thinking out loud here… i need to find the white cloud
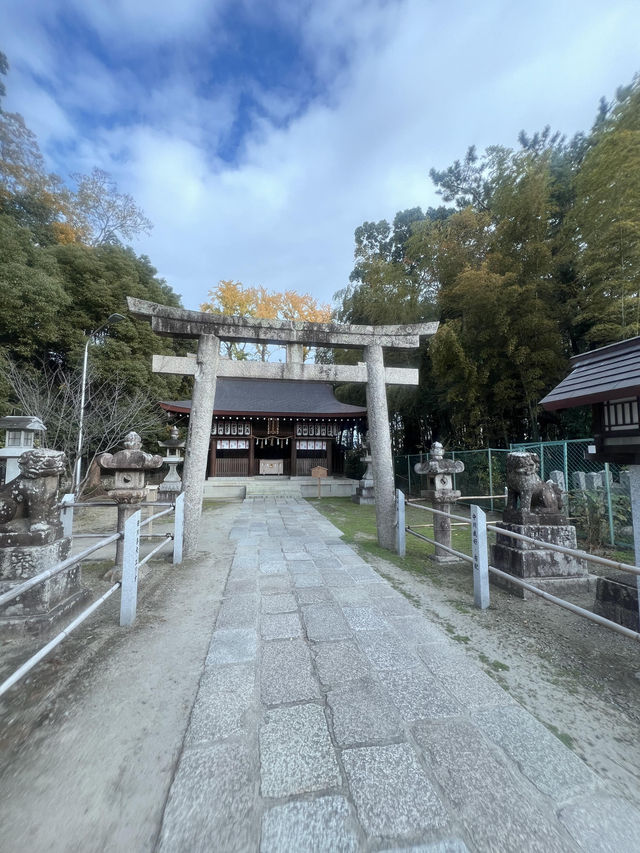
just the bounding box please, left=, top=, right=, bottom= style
left=2, top=0, right=640, bottom=311
left=67, top=0, right=227, bottom=46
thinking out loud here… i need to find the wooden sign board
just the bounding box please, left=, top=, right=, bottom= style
left=311, top=465, right=328, bottom=497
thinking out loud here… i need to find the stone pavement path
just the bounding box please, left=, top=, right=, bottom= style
left=158, top=498, right=640, bottom=853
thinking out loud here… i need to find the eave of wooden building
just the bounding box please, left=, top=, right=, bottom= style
left=540, top=336, right=640, bottom=411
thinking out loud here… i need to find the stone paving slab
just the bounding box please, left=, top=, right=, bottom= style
left=158, top=742, right=258, bottom=852
left=260, top=611, right=303, bottom=640
left=259, top=703, right=342, bottom=797
left=185, top=662, right=256, bottom=746
left=379, top=665, right=464, bottom=722
left=206, top=627, right=258, bottom=665
left=412, top=718, right=574, bottom=852
left=356, top=630, right=421, bottom=672
left=474, top=705, right=597, bottom=800
left=302, top=602, right=352, bottom=640
left=159, top=497, right=638, bottom=852
left=216, top=592, right=259, bottom=628
left=342, top=743, right=449, bottom=840
left=313, top=639, right=371, bottom=687
left=260, top=638, right=320, bottom=705
left=558, top=793, right=640, bottom=851
left=260, top=795, right=360, bottom=853
left=327, top=676, right=404, bottom=746
left=380, top=843, right=470, bottom=853
left=342, top=605, right=390, bottom=632
left=260, top=591, right=297, bottom=613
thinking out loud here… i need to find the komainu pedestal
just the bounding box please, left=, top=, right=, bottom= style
left=0, top=449, right=89, bottom=636
left=491, top=451, right=589, bottom=598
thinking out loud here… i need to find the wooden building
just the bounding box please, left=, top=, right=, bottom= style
left=161, top=377, right=366, bottom=478
left=540, top=335, right=640, bottom=464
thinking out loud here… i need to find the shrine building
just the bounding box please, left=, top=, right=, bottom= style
left=160, top=376, right=366, bottom=479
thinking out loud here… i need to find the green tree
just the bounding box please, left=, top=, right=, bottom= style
left=571, top=77, right=640, bottom=346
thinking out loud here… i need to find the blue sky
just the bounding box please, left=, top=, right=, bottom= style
left=2, top=0, right=640, bottom=310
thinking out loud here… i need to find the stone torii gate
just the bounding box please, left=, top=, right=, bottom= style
left=127, top=297, right=437, bottom=556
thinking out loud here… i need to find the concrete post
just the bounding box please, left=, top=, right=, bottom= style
left=120, top=509, right=141, bottom=626
left=173, top=492, right=184, bottom=565
left=182, top=334, right=219, bottom=557
left=628, top=465, right=640, bottom=627
left=115, top=504, right=138, bottom=568
left=365, top=343, right=396, bottom=550
left=60, top=493, right=74, bottom=538
left=396, top=488, right=406, bottom=556
left=604, top=462, right=615, bottom=546
left=471, top=504, right=490, bottom=609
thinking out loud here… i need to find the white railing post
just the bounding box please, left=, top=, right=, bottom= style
left=173, top=492, right=185, bottom=565
left=396, top=488, right=406, bottom=557
left=120, top=509, right=141, bottom=627
left=60, top=493, right=75, bottom=538
left=471, top=504, right=489, bottom=609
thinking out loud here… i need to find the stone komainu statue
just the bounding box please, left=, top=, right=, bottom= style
left=505, top=451, right=563, bottom=515
left=0, top=448, right=66, bottom=533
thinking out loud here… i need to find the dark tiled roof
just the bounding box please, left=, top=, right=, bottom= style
left=540, top=336, right=640, bottom=411
left=161, top=378, right=367, bottom=418
left=0, top=416, right=46, bottom=431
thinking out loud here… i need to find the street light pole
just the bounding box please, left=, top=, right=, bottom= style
left=73, top=313, right=125, bottom=495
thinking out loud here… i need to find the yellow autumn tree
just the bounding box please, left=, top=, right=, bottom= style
left=201, top=280, right=331, bottom=361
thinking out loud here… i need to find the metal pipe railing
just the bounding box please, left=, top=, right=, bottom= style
left=73, top=533, right=169, bottom=539
left=487, top=523, right=640, bottom=578
left=488, top=564, right=640, bottom=641
left=405, top=500, right=471, bottom=525
left=1, top=493, right=185, bottom=698
left=406, top=526, right=473, bottom=564
left=458, top=494, right=507, bottom=501
left=0, top=583, right=121, bottom=698
left=62, top=501, right=174, bottom=508
left=0, top=533, right=121, bottom=609
left=137, top=535, right=173, bottom=569
left=139, top=506, right=175, bottom=530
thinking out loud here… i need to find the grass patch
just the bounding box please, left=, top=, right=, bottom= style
left=308, top=497, right=475, bottom=590
left=544, top=723, right=576, bottom=751
left=478, top=652, right=510, bottom=672
left=448, top=599, right=472, bottom=614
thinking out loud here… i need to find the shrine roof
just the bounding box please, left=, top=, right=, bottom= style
left=161, top=378, right=367, bottom=418
left=0, top=416, right=46, bottom=431
left=540, top=336, right=640, bottom=411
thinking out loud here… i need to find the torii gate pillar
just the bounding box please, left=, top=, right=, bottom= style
left=182, top=334, right=219, bottom=556
left=365, top=343, right=396, bottom=550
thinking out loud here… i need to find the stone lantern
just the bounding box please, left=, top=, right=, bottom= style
left=352, top=434, right=375, bottom=505
left=414, top=442, right=464, bottom=563
left=0, top=416, right=46, bottom=485
left=98, top=432, right=163, bottom=570
left=158, top=426, right=185, bottom=502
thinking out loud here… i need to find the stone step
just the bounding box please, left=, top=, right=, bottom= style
left=245, top=483, right=303, bottom=498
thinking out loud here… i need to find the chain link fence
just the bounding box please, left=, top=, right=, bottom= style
left=394, top=439, right=634, bottom=553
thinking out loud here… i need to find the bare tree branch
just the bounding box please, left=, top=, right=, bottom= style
left=0, top=356, right=163, bottom=492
